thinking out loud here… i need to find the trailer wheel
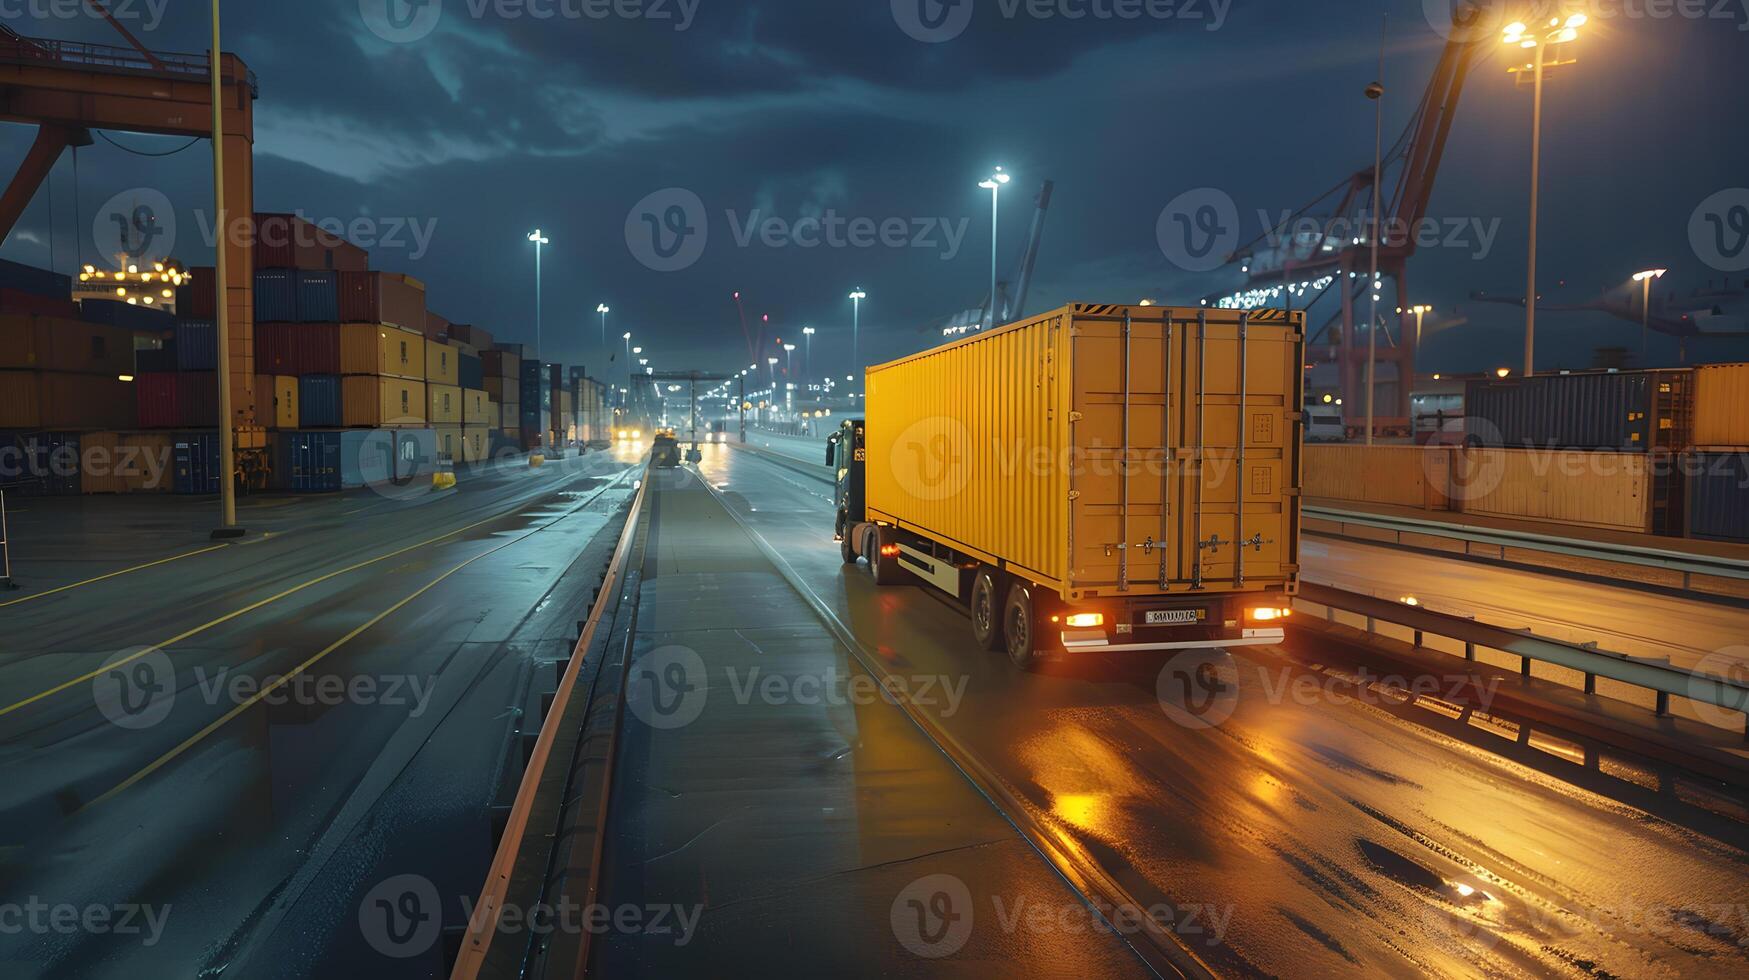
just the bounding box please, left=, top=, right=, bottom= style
left=1004, top=583, right=1043, bottom=670
left=865, top=527, right=907, bottom=586
left=971, top=568, right=1006, bottom=651
left=839, top=517, right=860, bottom=566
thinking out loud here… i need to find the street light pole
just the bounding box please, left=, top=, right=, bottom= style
left=209, top=0, right=238, bottom=533
left=1634, top=269, right=1667, bottom=363
left=1364, top=26, right=1385, bottom=448
left=802, top=326, right=815, bottom=392
left=596, top=304, right=610, bottom=363
left=528, top=230, right=549, bottom=361
left=848, top=289, right=865, bottom=388
left=978, top=168, right=1010, bottom=331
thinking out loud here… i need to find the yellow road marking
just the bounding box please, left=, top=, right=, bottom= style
left=0, top=507, right=530, bottom=719
left=0, top=545, right=230, bottom=610
left=82, top=467, right=637, bottom=809
left=81, top=536, right=506, bottom=811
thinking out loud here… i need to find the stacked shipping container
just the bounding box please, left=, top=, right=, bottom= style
left=1685, top=363, right=1749, bottom=542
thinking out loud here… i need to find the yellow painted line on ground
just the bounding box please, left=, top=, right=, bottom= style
left=0, top=506, right=534, bottom=719
left=0, top=545, right=231, bottom=610
left=81, top=465, right=639, bottom=811
left=80, top=535, right=510, bottom=811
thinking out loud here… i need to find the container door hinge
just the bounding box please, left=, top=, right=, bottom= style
left=1068, top=411, right=1085, bottom=423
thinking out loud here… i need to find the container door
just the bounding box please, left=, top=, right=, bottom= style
left=1174, top=309, right=1300, bottom=590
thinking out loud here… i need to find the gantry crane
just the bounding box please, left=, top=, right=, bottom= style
left=1214, top=5, right=1486, bottom=434
left=0, top=7, right=261, bottom=442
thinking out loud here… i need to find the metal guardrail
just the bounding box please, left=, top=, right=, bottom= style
left=0, top=490, right=14, bottom=589
left=1304, top=505, right=1749, bottom=582
left=1299, top=581, right=1749, bottom=738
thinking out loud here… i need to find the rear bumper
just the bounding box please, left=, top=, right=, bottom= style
left=1060, top=627, right=1286, bottom=653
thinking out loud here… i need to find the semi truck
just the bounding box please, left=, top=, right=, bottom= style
left=828, top=303, right=1304, bottom=668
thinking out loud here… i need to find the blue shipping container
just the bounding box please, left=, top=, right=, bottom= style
left=459, top=353, right=484, bottom=391
left=255, top=270, right=298, bottom=322
left=174, top=320, right=217, bottom=371
left=173, top=431, right=222, bottom=495
left=273, top=430, right=343, bottom=493
left=0, top=431, right=80, bottom=496
left=0, top=258, right=71, bottom=298
left=296, top=270, right=339, bottom=323
left=298, top=375, right=343, bottom=428
left=80, top=299, right=176, bottom=332
left=1686, top=452, right=1749, bottom=543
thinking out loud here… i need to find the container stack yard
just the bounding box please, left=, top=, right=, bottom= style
left=1686, top=363, right=1749, bottom=543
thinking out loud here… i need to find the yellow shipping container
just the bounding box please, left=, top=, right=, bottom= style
left=79, top=431, right=125, bottom=494
left=1694, top=362, right=1749, bottom=448
left=1454, top=448, right=1651, bottom=532
left=435, top=424, right=463, bottom=460
left=0, top=370, right=136, bottom=429
left=863, top=304, right=1303, bottom=599
left=462, top=424, right=489, bottom=463
left=1303, top=445, right=1451, bottom=510
left=463, top=388, right=491, bottom=425
left=339, top=323, right=426, bottom=380
left=484, top=376, right=519, bottom=405
left=428, top=382, right=462, bottom=424
left=341, top=376, right=426, bottom=427
left=256, top=374, right=299, bottom=429
left=0, top=315, right=135, bottom=375
left=120, top=432, right=174, bottom=493
left=425, top=340, right=459, bottom=386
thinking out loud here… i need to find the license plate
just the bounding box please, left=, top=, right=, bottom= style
left=1145, top=609, right=1205, bottom=626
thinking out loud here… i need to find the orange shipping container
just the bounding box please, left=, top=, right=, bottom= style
left=0, top=314, right=136, bottom=375
left=425, top=340, right=459, bottom=386
left=1453, top=448, right=1652, bottom=532
left=461, top=425, right=489, bottom=463
left=1303, top=445, right=1451, bottom=510
left=339, top=323, right=426, bottom=380
left=0, top=370, right=137, bottom=429
left=257, top=374, right=299, bottom=429
left=341, top=376, right=426, bottom=427
left=435, top=424, right=463, bottom=460
left=428, top=383, right=462, bottom=424
left=1694, top=362, right=1749, bottom=449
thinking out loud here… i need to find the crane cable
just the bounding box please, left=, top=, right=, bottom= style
left=96, top=130, right=202, bottom=158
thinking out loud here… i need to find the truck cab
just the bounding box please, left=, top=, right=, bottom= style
left=825, top=419, right=867, bottom=559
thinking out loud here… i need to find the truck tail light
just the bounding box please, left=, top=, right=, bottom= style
left=1064, top=613, right=1104, bottom=628
left=1247, top=606, right=1293, bottom=622
left=879, top=544, right=900, bottom=558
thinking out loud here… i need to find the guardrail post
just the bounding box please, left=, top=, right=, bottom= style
left=1584, top=673, right=1596, bottom=695
left=1412, top=629, right=1424, bottom=649
left=1655, top=691, right=1671, bottom=718
left=0, top=489, right=14, bottom=590
left=1365, top=616, right=1375, bottom=634
left=1464, top=641, right=1476, bottom=662
left=1521, top=657, right=1532, bottom=678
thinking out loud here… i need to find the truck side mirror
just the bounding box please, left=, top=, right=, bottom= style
left=825, top=435, right=838, bottom=468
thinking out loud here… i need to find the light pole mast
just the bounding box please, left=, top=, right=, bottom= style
left=528, top=229, right=549, bottom=359
left=978, top=168, right=1010, bottom=330
left=209, top=0, right=238, bottom=533
left=848, top=289, right=866, bottom=389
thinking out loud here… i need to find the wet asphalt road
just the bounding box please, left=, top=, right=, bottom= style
left=0, top=447, right=642, bottom=978
left=712, top=436, right=1749, bottom=978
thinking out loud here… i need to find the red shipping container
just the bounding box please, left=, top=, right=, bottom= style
left=0, top=288, right=79, bottom=318
left=252, top=213, right=370, bottom=272
left=256, top=322, right=342, bottom=376
left=427, top=309, right=451, bottom=342
left=176, top=266, right=218, bottom=320
left=338, top=271, right=426, bottom=331
left=137, top=372, right=218, bottom=428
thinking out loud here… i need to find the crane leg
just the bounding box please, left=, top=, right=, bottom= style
left=0, top=125, right=72, bottom=246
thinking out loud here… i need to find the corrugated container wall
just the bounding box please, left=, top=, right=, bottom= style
left=295, top=271, right=340, bottom=322
left=1685, top=452, right=1749, bottom=541
left=173, top=432, right=222, bottom=494
left=459, top=353, right=484, bottom=391
left=1464, top=370, right=1691, bottom=452
left=1693, top=363, right=1749, bottom=448
left=428, top=383, right=461, bottom=424
left=79, top=299, right=174, bottom=332
left=137, top=373, right=217, bottom=428
left=252, top=213, right=370, bottom=272
left=463, top=389, right=490, bottom=425
left=256, top=323, right=342, bottom=376
left=176, top=267, right=218, bottom=321
left=338, top=271, right=426, bottom=331
left=341, top=376, right=426, bottom=427
left=176, top=321, right=218, bottom=371
left=0, top=315, right=135, bottom=375
left=298, top=375, right=343, bottom=428
left=1, top=371, right=136, bottom=429
left=271, top=430, right=344, bottom=493
left=256, top=374, right=299, bottom=429
left=426, top=341, right=458, bottom=386
left=461, top=425, right=489, bottom=463
left=864, top=304, right=1303, bottom=599
left=255, top=270, right=298, bottom=323
left=0, top=431, right=80, bottom=496
left=0, top=257, right=71, bottom=297
left=339, top=324, right=425, bottom=380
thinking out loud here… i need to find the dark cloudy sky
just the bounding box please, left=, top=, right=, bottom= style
left=3, top=0, right=1747, bottom=382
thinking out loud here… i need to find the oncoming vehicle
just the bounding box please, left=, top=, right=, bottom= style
left=829, top=303, right=1303, bottom=669
left=652, top=429, right=681, bottom=468
left=1304, top=406, right=1346, bottom=443
left=710, top=420, right=730, bottom=443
